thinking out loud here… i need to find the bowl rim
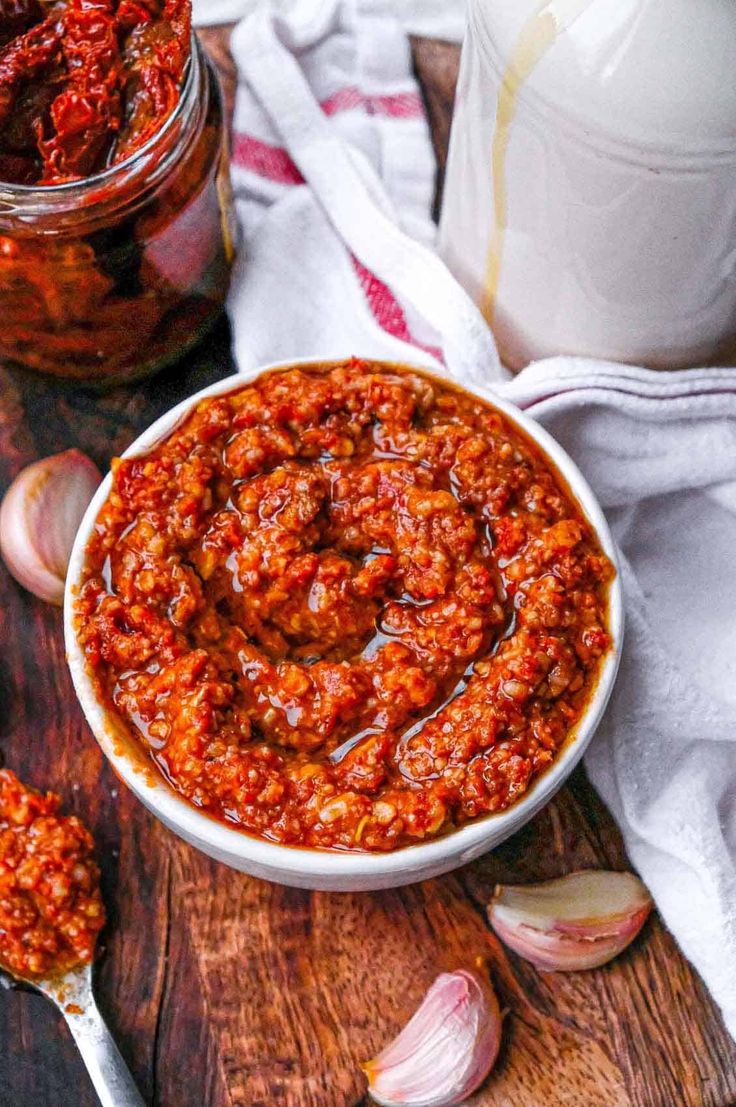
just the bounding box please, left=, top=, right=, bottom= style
left=64, top=356, right=624, bottom=880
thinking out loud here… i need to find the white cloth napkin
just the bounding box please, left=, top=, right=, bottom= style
left=197, top=0, right=736, bottom=1038
left=505, top=362, right=736, bottom=1041
left=193, top=0, right=467, bottom=43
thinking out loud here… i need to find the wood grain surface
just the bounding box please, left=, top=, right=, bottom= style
left=2, top=27, right=736, bottom=1107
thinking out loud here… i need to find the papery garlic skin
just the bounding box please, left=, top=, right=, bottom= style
left=363, top=969, right=501, bottom=1107
left=0, top=449, right=101, bottom=605
left=489, top=870, right=652, bottom=972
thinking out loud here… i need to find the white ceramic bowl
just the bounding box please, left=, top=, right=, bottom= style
left=64, top=358, right=623, bottom=891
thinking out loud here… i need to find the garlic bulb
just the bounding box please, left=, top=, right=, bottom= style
left=363, top=969, right=501, bottom=1107
left=0, top=449, right=101, bottom=605
left=489, top=870, right=652, bottom=972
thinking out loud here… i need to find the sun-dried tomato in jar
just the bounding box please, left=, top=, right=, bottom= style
left=0, top=2, right=234, bottom=385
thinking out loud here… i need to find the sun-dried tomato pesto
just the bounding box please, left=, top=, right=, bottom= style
left=0, top=0, right=192, bottom=185
left=76, top=360, right=613, bottom=852
left=0, top=770, right=105, bottom=979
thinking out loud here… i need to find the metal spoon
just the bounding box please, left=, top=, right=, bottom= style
left=1, top=960, right=145, bottom=1107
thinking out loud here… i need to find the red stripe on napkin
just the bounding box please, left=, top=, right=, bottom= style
left=351, top=257, right=443, bottom=362
left=232, top=89, right=423, bottom=184
left=322, top=87, right=424, bottom=118
left=232, top=133, right=304, bottom=184
left=321, top=86, right=364, bottom=114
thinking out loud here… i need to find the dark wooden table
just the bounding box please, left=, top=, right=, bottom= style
left=2, top=28, right=735, bottom=1107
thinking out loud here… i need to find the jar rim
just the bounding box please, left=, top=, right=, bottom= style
left=0, top=33, right=202, bottom=204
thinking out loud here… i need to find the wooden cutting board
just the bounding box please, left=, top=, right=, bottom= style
left=1, top=28, right=735, bottom=1107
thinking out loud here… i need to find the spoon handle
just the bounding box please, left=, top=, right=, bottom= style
left=61, top=989, right=146, bottom=1107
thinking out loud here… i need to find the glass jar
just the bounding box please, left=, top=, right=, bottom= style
left=439, top=0, right=736, bottom=370
left=0, top=37, right=236, bottom=387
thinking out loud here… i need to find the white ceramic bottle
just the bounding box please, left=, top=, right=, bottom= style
left=439, top=0, right=736, bottom=370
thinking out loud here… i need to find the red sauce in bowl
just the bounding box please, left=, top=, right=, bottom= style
left=0, top=770, right=105, bottom=979
left=75, top=360, right=613, bottom=852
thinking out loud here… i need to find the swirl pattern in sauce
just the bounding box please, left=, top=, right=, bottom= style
left=76, top=360, right=613, bottom=851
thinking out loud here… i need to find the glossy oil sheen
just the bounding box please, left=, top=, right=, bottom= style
left=64, top=359, right=624, bottom=891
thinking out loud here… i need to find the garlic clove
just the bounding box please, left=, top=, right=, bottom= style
left=0, top=449, right=101, bottom=606
left=489, top=870, right=652, bottom=972
left=362, top=969, right=501, bottom=1107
